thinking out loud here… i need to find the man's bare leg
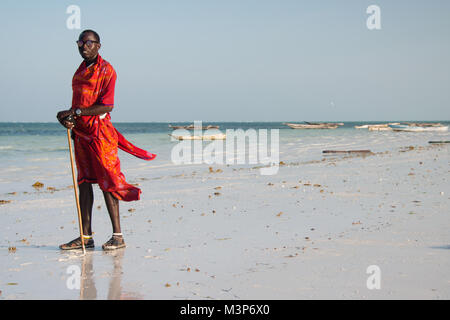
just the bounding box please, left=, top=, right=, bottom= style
left=102, top=191, right=125, bottom=250
left=59, top=182, right=94, bottom=249
left=103, top=191, right=121, bottom=234
left=79, top=182, right=94, bottom=236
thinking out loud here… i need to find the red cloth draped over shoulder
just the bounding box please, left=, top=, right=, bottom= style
left=71, top=55, right=156, bottom=201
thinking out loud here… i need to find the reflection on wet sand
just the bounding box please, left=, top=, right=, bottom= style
left=78, top=249, right=142, bottom=300
left=80, top=251, right=96, bottom=300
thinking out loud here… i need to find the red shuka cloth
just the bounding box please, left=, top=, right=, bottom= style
left=71, top=55, right=156, bottom=201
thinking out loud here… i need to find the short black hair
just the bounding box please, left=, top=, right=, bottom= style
left=79, top=29, right=100, bottom=43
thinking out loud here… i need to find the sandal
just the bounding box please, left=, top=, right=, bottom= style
left=59, top=236, right=94, bottom=250
left=102, top=235, right=126, bottom=251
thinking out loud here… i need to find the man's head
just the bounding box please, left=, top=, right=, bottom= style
left=77, top=29, right=101, bottom=61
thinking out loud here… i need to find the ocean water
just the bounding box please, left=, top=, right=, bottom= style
left=0, top=121, right=449, bottom=194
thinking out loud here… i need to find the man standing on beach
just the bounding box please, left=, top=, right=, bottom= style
left=56, top=30, right=156, bottom=251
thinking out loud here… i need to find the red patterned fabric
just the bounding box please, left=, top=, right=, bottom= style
left=71, top=55, right=156, bottom=201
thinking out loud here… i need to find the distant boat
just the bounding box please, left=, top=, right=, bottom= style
left=389, top=124, right=448, bottom=132
left=355, top=123, right=400, bottom=129
left=404, top=122, right=445, bottom=127
left=169, top=133, right=226, bottom=140
left=284, top=122, right=339, bottom=129
left=304, top=122, right=344, bottom=126
left=368, top=126, right=393, bottom=131
left=169, top=124, right=220, bottom=130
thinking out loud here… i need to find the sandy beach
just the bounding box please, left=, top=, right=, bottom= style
left=0, top=129, right=449, bottom=300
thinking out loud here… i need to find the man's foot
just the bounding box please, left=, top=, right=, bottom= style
left=59, top=236, right=94, bottom=250
left=102, top=235, right=126, bottom=251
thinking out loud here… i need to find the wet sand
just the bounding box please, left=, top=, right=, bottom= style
left=0, top=143, right=449, bottom=299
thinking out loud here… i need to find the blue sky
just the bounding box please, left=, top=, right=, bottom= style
left=0, top=0, right=449, bottom=122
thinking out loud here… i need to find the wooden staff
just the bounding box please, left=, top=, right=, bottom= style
left=67, top=128, right=86, bottom=254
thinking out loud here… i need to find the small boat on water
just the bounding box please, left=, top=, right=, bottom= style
left=169, top=124, right=220, bottom=130
left=404, top=122, right=445, bottom=127
left=284, top=122, right=339, bottom=129
left=169, top=133, right=226, bottom=140
left=305, top=121, right=344, bottom=126
left=389, top=124, right=448, bottom=132
left=355, top=123, right=400, bottom=129
left=368, top=126, right=393, bottom=131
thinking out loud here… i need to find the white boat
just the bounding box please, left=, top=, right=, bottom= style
left=305, top=121, right=344, bottom=126
left=169, top=133, right=226, bottom=140
left=389, top=124, right=449, bottom=132
left=355, top=123, right=400, bottom=129
left=285, top=123, right=338, bottom=129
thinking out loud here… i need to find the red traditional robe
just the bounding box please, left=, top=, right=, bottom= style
left=71, top=54, right=156, bottom=201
